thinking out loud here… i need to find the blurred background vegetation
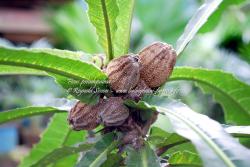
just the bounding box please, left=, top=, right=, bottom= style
left=0, top=0, right=249, bottom=166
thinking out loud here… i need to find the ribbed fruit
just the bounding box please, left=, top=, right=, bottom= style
left=68, top=101, right=100, bottom=130
left=138, top=42, right=177, bottom=88
left=106, top=54, right=140, bottom=92
left=98, top=97, right=129, bottom=126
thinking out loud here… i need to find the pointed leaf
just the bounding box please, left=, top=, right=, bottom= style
left=85, top=0, right=119, bottom=60
left=169, top=67, right=250, bottom=125
left=125, top=143, right=161, bottom=167
left=176, top=0, right=223, bottom=55
left=0, top=47, right=106, bottom=81
left=0, top=107, right=66, bottom=125
left=0, top=47, right=107, bottom=103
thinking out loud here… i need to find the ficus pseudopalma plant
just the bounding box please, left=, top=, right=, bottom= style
left=0, top=0, right=250, bottom=167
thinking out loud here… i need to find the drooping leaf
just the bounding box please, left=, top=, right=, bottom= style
left=200, top=0, right=246, bottom=33
left=128, top=96, right=250, bottom=167
left=125, top=143, right=161, bottom=167
left=169, top=67, right=250, bottom=125
left=0, top=47, right=106, bottom=81
left=85, top=0, right=119, bottom=61
left=0, top=107, right=66, bottom=125
left=114, top=0, right=135, bottom=57
left=19, top=113, right=73, bottom=167
left=76, top=133, right=117, bottom=167
left=176, top=0, right=223, bottom=55
left=0, top=47, right=107, bottom=103
left=168, top=151, right=202, bottom=167
left=0, top=65, right=46, bottom=76
left=0, top=48, right=102, bottom=103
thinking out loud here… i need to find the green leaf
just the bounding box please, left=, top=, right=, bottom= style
left=100, top=153, right=122, bottom=167
left=30, top=142, right=93, bottom=167
left=0, top=65, right=46, bottom=76
left=85, top=0, right=119, bottom=61
left=129, top=96, right=250, bottom=167
left=149, top=125, right=250, bottom=156
left=239, top=43, right=250, bottom=64
left=166, top=143, right=198, bottom=157
left=53, top=130, right=87, bottom=167
left=114, top=0, right=135, bottom=57
left=200, top=0, right=246, bottom=33
left=19, top=113, right=73, bottom=167
left=0, top=47, right=107, bottom=103
left=148, top=127, right=188, bottom=148
left=49, top=1, right=102, bottom=53
left=0, top=48, right=102, bottom=103
left=76, top=133, right=117, bottom=167
left=148, top=126, right=190, bottom=157
left=52, top=74, right=101, bottom=104
left=0, top=66, right=100, bottom=104
left=176, top=0, right=223, bottom=55
left=168, top=151, right=202, bottom=167
left=125, top=143, right=161, bottom=167
left=0, top=47, right=106, bottom=81
left=0, top=107, right=66, bottom=125
left=169, top=67, right=250, bottom=125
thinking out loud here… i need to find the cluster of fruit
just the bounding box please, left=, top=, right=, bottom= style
left=68, top=42, right=177, bottom=148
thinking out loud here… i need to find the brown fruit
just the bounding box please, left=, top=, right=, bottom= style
left=125, top=79, right=152, bottom=101
left=98, top=97, right=129, bottom=127
left=139, top=42, right=177, bottom=88
left=68, top=101, right=100, bottom=131
left=106, top=54, right=140, bottom=92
